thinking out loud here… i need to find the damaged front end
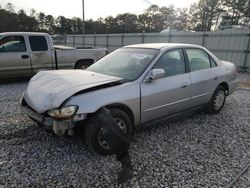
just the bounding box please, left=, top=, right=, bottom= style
left=19, top=70, right=124, bottom=137
left=20, top=99, right=86, bottom=136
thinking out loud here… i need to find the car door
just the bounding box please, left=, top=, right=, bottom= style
left=0, top=35, right=32, bottom=78
left=185, top=48, right=219, bottom=106
left=28, top=35, right=54, bottom=73
left=140, top=49, right=192, bottom=123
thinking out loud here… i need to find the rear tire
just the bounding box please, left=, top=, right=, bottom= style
left=206, top=85, right=226, bottom=114
left=75, top=60, right=93, bottom=69
left=85, top=108, right=132, bottom=155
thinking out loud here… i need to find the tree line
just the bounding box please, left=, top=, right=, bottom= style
left=0, top=0, right=249, bottom=35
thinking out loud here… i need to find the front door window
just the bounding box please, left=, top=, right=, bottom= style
left=154, top=49, right=186, bottom=77
left=0, top=36, right=26, bottom=52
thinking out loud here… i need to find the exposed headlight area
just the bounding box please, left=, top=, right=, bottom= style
left=48, top=105, right=78, bottom=119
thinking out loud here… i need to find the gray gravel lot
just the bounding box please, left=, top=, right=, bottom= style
left=232, top=166, right=250, bottom=188
left=0, top=81, right=249, bottom=187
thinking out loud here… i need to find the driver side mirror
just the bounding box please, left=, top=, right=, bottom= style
left=145, top=69, right=165, bottom=82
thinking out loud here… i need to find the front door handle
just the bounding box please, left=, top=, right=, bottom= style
left=21, top=55, right=29, bottom=59
left=214, top=77, right=218, bottom=80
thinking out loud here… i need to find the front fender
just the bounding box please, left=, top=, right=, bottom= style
left=64, top=83, right=141, bottom=125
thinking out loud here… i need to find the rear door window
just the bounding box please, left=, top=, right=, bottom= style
left=29, top=36, right=48, bottom=51
left=186, top=49, right=211, bottom=71
left=0, top=36, right=26, bottom=52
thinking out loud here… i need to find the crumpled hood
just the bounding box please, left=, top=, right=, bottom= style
left=24, top=70, right=123, bottom=113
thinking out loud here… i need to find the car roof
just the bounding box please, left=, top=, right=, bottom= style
left=0, top=32, right=49, bottom=36
left=125, top=43, right=202, bottom=50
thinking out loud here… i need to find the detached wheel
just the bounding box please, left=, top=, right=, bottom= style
left=85, top=108, right=132, bottom=155
left=206, top=85, right=226, bottom=114
left=75, top=60, right=93, bottom=69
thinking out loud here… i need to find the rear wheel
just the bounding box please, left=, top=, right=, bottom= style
left=85, top=108, right=132, bottom=155
left=75, top=60, right=93, bottom=69
left=206, top=85, right=226, bottom=114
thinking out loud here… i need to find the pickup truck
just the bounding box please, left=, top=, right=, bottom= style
left=0, top=32, right=107, bottom=79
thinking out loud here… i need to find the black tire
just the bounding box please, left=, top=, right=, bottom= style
left=85, top=108, right=133, bottom=155
left=75, top=60, right=93, bottom=69
left=206, top=85, right=226, bottom=114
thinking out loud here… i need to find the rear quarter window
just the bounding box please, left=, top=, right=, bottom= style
left=210, top=57, right=217, bottom=67
left=29, top=36, right=48, bottom=51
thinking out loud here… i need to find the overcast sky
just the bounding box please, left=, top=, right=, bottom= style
left=1, top=0, right=198, bottom=20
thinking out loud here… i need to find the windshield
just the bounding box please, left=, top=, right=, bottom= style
left=87, top=48, right=159, bottom=81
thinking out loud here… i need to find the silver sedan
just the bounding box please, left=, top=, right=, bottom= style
left=20, top=43, right=239, bottom=155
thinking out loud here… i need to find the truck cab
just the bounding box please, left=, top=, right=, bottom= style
left=0, top=32, right=107, bottom=79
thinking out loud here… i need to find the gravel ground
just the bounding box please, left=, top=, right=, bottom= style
left=232, top=166, right=250, bottom=188
left=0, top=81, right=249, bottom=187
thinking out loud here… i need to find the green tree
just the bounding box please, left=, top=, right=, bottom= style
left=138, top=5, right=179, bottom=32
left=16, top=9, right=39, bottom=31
left=56, top=16, right=69, bottom=34
left=38, top=12, right=46, bottom=31
left=175, top=8, right=190, bottom=30
left=29, top=9, right=36, bottom=18
left=138, top=5, right=162, bottom=32
left=1, top=1, right=249, bottom=34
left=221, top=0, right=250, bottom=27
left=92, top=18, right=106, bottom=34
left=45, top=15, right=56, bottom=34
left=189, top=0, right=223, bottom=31
left=116, top=13, right=138, bottom=33
left=0, top=8, right=18, bottom=32
left=104, top=16, right=119, bottom=33
left=71, top=17, right=83, bottom=34
left=5, top=3, right=15, bottom=13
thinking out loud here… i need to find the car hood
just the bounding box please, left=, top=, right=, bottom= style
left=24, top=70, right=123, bottom=113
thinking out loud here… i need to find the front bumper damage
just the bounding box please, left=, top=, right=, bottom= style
left=20, top=102, right=86, bottom=136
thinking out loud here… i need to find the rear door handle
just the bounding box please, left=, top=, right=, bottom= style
left=214, top=77, right=218, bottom=80
left=21, top=55, right=29, bottom=59
left=181, top=82, right=189, bottom=88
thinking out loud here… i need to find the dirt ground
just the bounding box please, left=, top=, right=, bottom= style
left=238, top=72, right=250, bottom=89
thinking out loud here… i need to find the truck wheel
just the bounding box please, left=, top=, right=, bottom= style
left=206, top=85, right=226, bottom=114
left=85, top=108, right=133, bottom=155
left=75, top=60, right=93, bottom=69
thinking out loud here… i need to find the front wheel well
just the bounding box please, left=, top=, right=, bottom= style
left=104, top=104, right=135, bottom=132
left=218, top=82, right=229, bottom=95
left=74, top=59, right=94, bottom=69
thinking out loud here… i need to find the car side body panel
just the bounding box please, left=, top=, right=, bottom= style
left=140, top=73, right=192, bottom=123
left=64, top=82, right=141, bottom=126
left=218, top=60, right=238, bottom=94
left=55, top=48, right=107, bottom=69
left=188, top=67, right=219, bottom=106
